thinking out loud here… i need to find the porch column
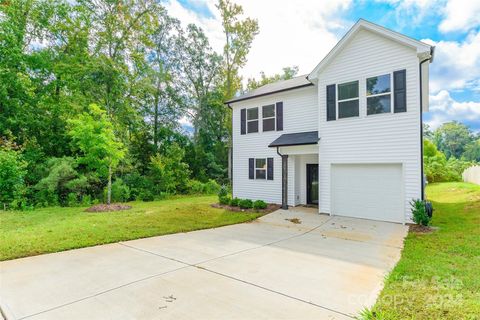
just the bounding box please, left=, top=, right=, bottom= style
left=281, top=154, right=288, bottom=210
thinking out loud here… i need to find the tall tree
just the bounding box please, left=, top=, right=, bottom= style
left=246, top=66, right=299, bottom=91
left=433, top=121, right=473, bottom=159
left=68, top=104, right=125, bottom=204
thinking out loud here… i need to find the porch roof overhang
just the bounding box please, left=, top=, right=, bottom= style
left=268, top=131, right=319, bottom=148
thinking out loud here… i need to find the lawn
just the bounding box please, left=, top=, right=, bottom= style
left=0, top=195, right=262, bottom=261
left=368, top=182, right=480, bottom=319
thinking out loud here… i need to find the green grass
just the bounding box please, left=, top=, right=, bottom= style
left=0, top=195, right=262, bottom=261
left=367, top=182, right=480, bottom=320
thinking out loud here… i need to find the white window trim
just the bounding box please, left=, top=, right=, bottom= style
left=262, top=104, right=276, bottom=132
left=336, top=80, right=360, bottom=119
left=366, top=73, right=393, bottom=116
left=255, top=158, right=267, bottom=180
left=246, top=107, right=259, bottom=133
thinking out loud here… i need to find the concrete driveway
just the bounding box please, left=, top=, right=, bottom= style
left=0, top=208, right=408, bottom=320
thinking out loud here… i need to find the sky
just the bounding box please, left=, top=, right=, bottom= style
left=166, top=0, right=480, bottom=132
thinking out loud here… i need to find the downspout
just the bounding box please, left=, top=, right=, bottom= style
left=276, top=147, right=288, bottom=210
left=227, top=104, right=233, bottom=186
left=419, top=46, right=435, bottom=201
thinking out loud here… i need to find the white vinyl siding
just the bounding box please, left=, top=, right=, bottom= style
left=317, top=28, right=421, bottom=222
left=231, top=86, right=318, bottom=204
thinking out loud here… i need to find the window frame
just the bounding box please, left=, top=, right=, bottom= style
left=255, top=158, right=267, bottom=180
left=366, top=73, right=393, bottom=116
left=262, top=104, right=276, bottom=132
left=246, top=107, right=259, bottom=133
left=336, top=80, right=360, bottom=119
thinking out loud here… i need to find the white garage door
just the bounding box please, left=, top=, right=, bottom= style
left=331, top=164, right=404, bottom=223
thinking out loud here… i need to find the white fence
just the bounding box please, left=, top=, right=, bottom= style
left=463, top=166, right=480, bottom=185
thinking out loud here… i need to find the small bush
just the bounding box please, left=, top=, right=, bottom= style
left=410, top=199, right=430, bottom=226
left=239, top=199, right=253, bottom=209
left=66, top=193, right=78, bottom=207
left=253, top=200, right=267, bottom=210
left=205, top=179, right=221, bottom=194
left=229, top=197, right=240, bottom=207
left=109, top=178, right=130, bottom=202
left=81, top=194, right=92, bottom=206
left=187, top=179, right=205, bottom=194
left=139, top=190, right=154, bottom=202
left=219, top=195, right=231, bottom=205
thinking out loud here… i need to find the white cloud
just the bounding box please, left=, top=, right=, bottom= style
left=439, top=0, right=480, bottom=33
left=164, top=0, right=352, bottom=81
left=427, top=90, right=480, bottom=129
left=422, top=31, right=480, bottom=93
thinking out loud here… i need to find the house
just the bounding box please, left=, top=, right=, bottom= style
left=226, top=19, right=434, bottom=224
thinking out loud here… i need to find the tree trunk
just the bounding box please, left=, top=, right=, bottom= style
left=107, top=165, right=112, bottom=205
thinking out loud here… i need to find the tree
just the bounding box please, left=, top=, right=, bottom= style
left=463, top=139, right=480, bottom=162
left=246, top=66, right=299, bottom=91
left=433, top=121, right=473, bottom=159
left=68, top=104, right=125, bottom=204
left=0, top=143, right=27, bottom=208
left=149, top=143, right=190, bottom=194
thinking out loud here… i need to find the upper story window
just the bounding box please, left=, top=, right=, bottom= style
left=366, top=74, right=391, bottom=115
left=262, top=104, right=275, bottom=132
left=337, top=81, right=359, bottom=119
left=247, top=107, right=259, bottom=133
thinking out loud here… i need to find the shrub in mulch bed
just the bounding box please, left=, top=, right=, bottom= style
left=85, top=203, right=132, bottom=212
left=408, top=224, right=438, bottom=234
left=211, top=203, right=280, bottom=214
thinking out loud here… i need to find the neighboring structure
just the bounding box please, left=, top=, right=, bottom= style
left=226, top=19, right=435, bottom=224
left=463, top=166, right=480, bottom=185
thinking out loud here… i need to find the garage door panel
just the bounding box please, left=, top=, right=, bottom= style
left=331, top=164, right=403, bottom=223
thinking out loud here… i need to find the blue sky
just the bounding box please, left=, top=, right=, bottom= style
left=167, top=0, right=480, bottom=132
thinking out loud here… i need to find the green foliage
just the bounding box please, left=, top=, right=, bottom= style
left=253, top=200, right=267, bottom=210
left=107, top=179, right=131, bottom=203
left=218, top=185, right=228, bottom=198
left=246, top=66, right=299, bottom=91
left=67, top=193, right=79, bottom=207
left=433, top=121, right=473, bottom=159
left=357, top=307, right=386, bottom=320
left=463, top=139, right=480, bottom=162
left=410, top=199, right=430, bottom=226
left=239, top=199, right=253, bottom=209
left=204, top=180, right=221, bottom=194
left=150, top=143, right=190, bottom=194
left=229, top=197, right=240, bottom=207
left=0, top=146, right=27, bottom=208
left=139, top=190, right=155, bottom=202
left=423, top=139, right=473, bottom=183
left=219, top=195, right=231, bottom=205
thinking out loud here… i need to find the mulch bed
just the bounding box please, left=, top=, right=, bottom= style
left=85, top=203, right=132, bottom=212
left=211, top=203, right=280, bottom=214
left=408, top=224, right=437, bottom=234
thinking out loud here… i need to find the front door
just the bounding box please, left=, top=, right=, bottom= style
left=306, top=164, right=319, bottom=205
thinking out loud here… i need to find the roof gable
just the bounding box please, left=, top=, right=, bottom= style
left=308, top=19, right=432, bottom=80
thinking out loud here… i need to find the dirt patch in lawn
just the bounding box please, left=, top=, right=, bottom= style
left=408, top=224, right=437, bottom=234
left=85, top=203, right=132, bottom=212
left=212, top=203, right=280, bottom=214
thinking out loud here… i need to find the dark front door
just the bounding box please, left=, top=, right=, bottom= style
left=306, top=164, right=319, bottom=205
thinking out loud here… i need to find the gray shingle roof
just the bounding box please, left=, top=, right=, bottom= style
left=226, top=75, right=313, bottom=104
left=268, top=131, right=319, bottom=148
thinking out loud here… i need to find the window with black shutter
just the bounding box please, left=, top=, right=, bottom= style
left=393, top=69, right=406, bottom=113
left=262, top=104, right=275, bottom=132
left=267, top=158, right=274, bottom=180
left=248, top=158, right=254, bottom=179
left=326, top=84, right=336, bottom=121
left=276, top=102, right=283, bottom=131
left=240, top=108, right=246, bottom=134
left=247, top=107, right=259, bottom=133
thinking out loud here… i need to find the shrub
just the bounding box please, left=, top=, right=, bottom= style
left=139, top=190, right=154, bottom=202
left=239, top=199, right=253, bottom=209
left=81, top=194, right=92, bottom=206
left=205, top=179, right=221, bottom=194
left=229, top=197, right=240, bottom=207
left=410, top=199, right=430, bottom=226
left=67, top=193, right=79, bottom=207
left=219, top=196, right=231, bottom=205
left=253, top=200, right=267, bottom=210
left=187, top=179, right=205, bottom=194
left=149, top=143, right=190, bottom=194
left=0, top=147, right=27, bottom=208
left=109, top=178, right=130, bottom=202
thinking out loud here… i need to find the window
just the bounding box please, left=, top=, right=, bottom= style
left=337, top=81, right=359, bottom=118
left=247, top=107, right=259, bottom=133
left=367, top=74, right=391, bottom=115
left=255, top=158, right=267, bottom=179
left=262, top=104, right=275, bottom=131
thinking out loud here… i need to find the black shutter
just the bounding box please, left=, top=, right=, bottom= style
left=276, top=102, right=283, bottom=131
left=326, top=84, right=336, bottom=121
left=248, top=158, right=254, bottom=179
left=240, top=109, right=246, bottom=134
left=267, top=158, right=274, bottom=180
left=393, top=70, right=406, bottom=113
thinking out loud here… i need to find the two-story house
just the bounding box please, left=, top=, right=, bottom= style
left=226, top=19, right=434, bottom=224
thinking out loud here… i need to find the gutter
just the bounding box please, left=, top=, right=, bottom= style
left=227, top=104, right=233, bottom=186
left=419, top=46, right=435, bottom=201
left=224, top=82, right=313, bottom=104
left=276, top=147, right=288, bottom=210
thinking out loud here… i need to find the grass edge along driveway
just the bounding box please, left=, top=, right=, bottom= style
left=0, top=195, right=262, bottom=261
left=365, top=182, right=480, bottom=320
